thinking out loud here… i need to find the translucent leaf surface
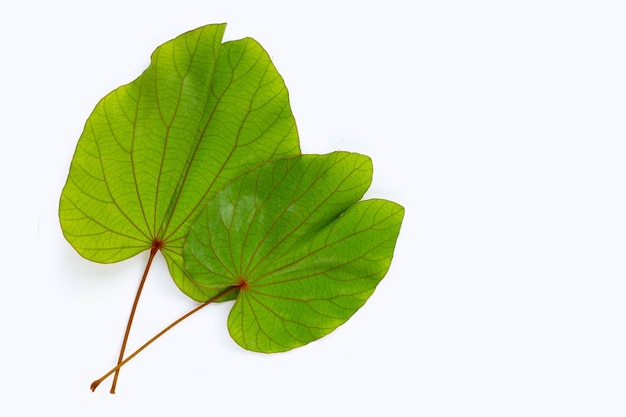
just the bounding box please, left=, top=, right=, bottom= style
left=184, top=152, right=404, bottom=352
left=59, top=23, right=300, bottom=300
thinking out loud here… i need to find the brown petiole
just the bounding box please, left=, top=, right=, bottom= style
left=91, top=284, right=240, bottom=393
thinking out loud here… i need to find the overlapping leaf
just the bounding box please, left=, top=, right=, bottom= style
left=59, top=23, right=300, bottom=300
left=184, top=152, right=404, bottom=352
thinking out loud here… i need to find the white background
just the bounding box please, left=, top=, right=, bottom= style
left=1, top=1, right=625, bottom=415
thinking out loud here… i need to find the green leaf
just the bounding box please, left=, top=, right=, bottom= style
left=59, top=23, right=300, bottom=301
left=183, top=152, right=404, bottom=352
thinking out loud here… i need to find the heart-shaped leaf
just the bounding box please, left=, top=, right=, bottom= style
left=59, top=23, right=300, bottom=301
left=184, top=152, right=404, bottom=352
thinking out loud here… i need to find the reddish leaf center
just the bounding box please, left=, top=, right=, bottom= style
left=237, top=278, right=248, bottom=290
left=152, top=238, right=165, bottom=251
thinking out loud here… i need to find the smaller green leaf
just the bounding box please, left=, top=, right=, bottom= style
left=184, top=152, right=404, bottom=352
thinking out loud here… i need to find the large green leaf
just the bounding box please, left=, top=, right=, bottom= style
left=59, top=23, right=300, bottom=301
left=183, top=152, right=404, bottom=352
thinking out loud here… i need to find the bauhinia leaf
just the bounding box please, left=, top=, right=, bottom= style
left=61, top=23, right=404, bottom=392
left=60, top=23, right=300, bottom=393
left=183, top=152, right=404, bottom=352
left=59, top=23, right=300, bottom=301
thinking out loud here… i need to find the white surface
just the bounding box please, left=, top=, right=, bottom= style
left=1, top=1, right=625, bottom=415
